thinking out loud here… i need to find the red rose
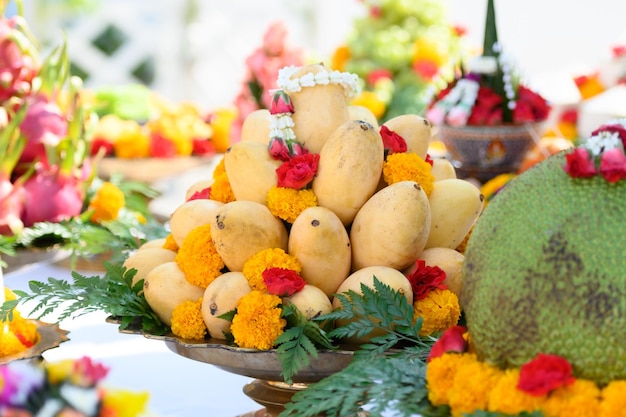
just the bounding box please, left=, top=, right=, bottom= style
left=263, top=267, right=306, bottom=296
left=269, top=137, right=292, bottom=162
left=276, top=153, right=319, bottom=189
left=468, top=86, right=502, bottom=125
left=599, top=147, right=626, bottom=182
left=150, top=133, right=177, bottom=158
left=515, top=85, right=550, bottom=123
left=517, top=353, right=575, bottom=396
left=380, top=125, right=407, bottom=154
left=405, top=259, right=447, bottom=300
left=269, top=91, right=294, bottom=115
left=192, top=138, right=216, bottom=156
left=427, top=325, right=467, bottom=362
left=563, top=147, right=596, bottom=178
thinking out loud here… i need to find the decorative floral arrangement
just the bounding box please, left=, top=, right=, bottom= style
left=563, top=118, right=626, bottom=181
left=0, top=288, right=38, bottom=359
left=230, top=21, right=305, bottom=142
left=331, top=0, right=463, bottom=122
left=426, top=0, right=551, bottom=127
left=0, top=356, right=153, bottom=417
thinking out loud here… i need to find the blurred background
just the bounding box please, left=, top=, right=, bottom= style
left=22, top=0, right=626, bottom=112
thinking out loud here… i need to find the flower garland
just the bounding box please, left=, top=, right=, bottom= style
left=0, top=356, right=151, bottom=417
left=275, top=65, right=360, bottom=99
left=563, top=119, right=626, bottom=182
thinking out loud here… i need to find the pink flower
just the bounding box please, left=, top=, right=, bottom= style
left=269, top=91, right=294, bottom=115
left=427, top=325, right=467, bottom=362
left=445, top=106, right=470, bottom=126
left=276, top=153, right=319, bottom=189
left=262, top=267, right=306, bottom=296
left=366, top=69, right=393, bottom=86
left=149, top=133, right=177, bottom=158
left=517, top=353, right=575, bottom=396
left=426, top=106, right=445, bottom=125
left=18, top=96, right=68, bottom=167
left=71, top=356, right=110, bottom=387
left=598, top=147, right=626, bottom=182
left=263, top=21, right=288, bottom=57
left=563, top=147, right=597, bottom=178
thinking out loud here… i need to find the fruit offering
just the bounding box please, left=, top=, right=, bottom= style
left=126, top=62, right=483, bottom=356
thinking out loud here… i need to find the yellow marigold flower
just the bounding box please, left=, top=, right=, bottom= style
left=8, top=314, right=39, bottom=346
left=448, top=354, right=502, bottom=417
left=600, top=380, right=626, bottom=417
left=487, top=368, right=545, bottom=414
left=230, top=290, right=286, bottom=350
left=45, top=359, right=75, bottom=384
left=101, top=388, right=150, bottom=417
left=543, top=379, right=601, bottom=417
left=413, top=288, right=461, bottom=336
left=175, top=224, right=224, bottom=288
left=427, top=352, right=479, bottom=406
left=383, top=152, right=435, bottom=196
left=171, top=298, right=207, bottom=340
left=331, top=45, right=350, bottom=71
left=162, top=234, right=179, bottom=252
left=0, top=329, right=27, bottom=357
left=350, top=91, right=386, bottom=120
left=480, top=173, right=515, bottom=205
left=242, top=248, right=302, bottom=291
left=209, top=172, right=235, bottom=203
left=89, top=182, right=125, bottom=223
left=112, top=122, right=150, bottom=158
left=266, top=186, right=317, bottom=223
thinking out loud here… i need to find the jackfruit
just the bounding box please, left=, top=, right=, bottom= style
left=461, top=151, right=626, bottom=385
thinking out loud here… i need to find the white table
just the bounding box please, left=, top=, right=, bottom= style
left=5, top=261, right=262, bottom=417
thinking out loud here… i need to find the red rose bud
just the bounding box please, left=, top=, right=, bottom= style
left=269, top=137, right=292, bottom=162
left=427, top=325, right=467, bottom=362
left=599, top=147, right=626, bottom=182
left=380, top=125, right=407, bottom=154
left=517, top=353, right=575, bottom=396
left=270, top=90, right=294, bottom=115
left=405, top=259, right=447, bottom=300
left=276, top=153, right=319, bottom=189
left=263, top=267, right=306, bottom=296
left=563, top=147, right=597, bottom=178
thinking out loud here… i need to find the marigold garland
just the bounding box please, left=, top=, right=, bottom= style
left=413, top=288, right=460, bottom=336
left=230, top=290, right=286, bottom=350
left=426, top=352, right=626, bottom=417
left=170, top=298, right=207, bottom=340
left=242, top=248, right=302, bottom=291
left=382, top=152, right=435, bottom=196
left=266, top=186, right=317, bottom=223
left=89, top=182, right=125, bottom=223
left=175, top=224, right=224, bottom=288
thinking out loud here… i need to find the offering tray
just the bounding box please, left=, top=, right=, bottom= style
left=0, top=320, right=70, bottom=364
left=107, top=317, right=357, bottom=416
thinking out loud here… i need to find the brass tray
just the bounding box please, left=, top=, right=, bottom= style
left=107, top=317, right=355, bottom=384
left=3, top=247, right=71, bottom=275
left=0, top=320, right=70, bottom=364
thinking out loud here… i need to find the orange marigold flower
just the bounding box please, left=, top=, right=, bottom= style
left=209, top=172, right=235, bottom=203
left=242, top=248, right=302, bottom=291
left=413, top=288, right=461, bottom=336
left=0, top=329, right=28, bottom=357
left=230, top=290, right=285, bottom=350
left=543, top=379, right=601, bottom=417
left=487, top=368, right=545, bottom=414
left=426, top=352, right=479, bottom=406
left=383, top=152, right=435, bottom=196
left=171, top=298, right=207, bottom=340
left=162, top=234, right=179, bottom=252
left=89, top=182, right=125, bottom=223
left=175, top=224, right=224, bottom=288
left=600, top=380, right=626, bottom=417
left=447, top=354, right=502, bottom=417
left=266, top=186, right=317, bottom=223
left=112, top=123, right=150, bottom=158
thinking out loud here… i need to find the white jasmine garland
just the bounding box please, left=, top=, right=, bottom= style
left=583, top=131, right=622, bottom=156
left=269, top=113, right=296, bottom=141
left=276, top=65, right=360, bottom=100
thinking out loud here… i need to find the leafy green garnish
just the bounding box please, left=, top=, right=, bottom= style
left=0, top=262, right=168, bottom=335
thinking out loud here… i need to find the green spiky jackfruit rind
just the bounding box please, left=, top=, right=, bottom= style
left=461, top=150, right=626, bottom=385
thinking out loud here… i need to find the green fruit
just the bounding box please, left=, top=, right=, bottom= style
left=461, top=151, right=626, bottom=385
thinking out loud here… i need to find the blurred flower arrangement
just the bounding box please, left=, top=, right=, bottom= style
left=230, top=21, right=305, bottom=142
left=0, top=288, right=38, bottom=358
left=0, top=356, right=153, bottom=417
left=426, top=0, right=551, bottom=127
left=331, top=0, right=463, bottom=122
left=0, top=1, right=167, bottom=268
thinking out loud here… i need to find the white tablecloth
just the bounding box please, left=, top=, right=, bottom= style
left=5, top=261, right=261, bottom=417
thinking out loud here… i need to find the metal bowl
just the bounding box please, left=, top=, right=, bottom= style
left=0, top=321, right=70, bottom=364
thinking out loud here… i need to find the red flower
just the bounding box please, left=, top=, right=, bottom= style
left=150, top=133, right=177, bottom=158
left=366, top=68, right=393, bottom=86
left=269, top=91, right=294, bottom=115
left=517, top=353, right=575, bottom=396
left=563, top=147, right=597, bottom=178
left=599, top=147, right=626, bottom=182
left=413, top=59, right=439, bottom=80
left=467, top=86, right=502, bottom=125
left=192, top=138, right=216, bottom=156
left=90, top=137, right=114, bottom=156
left=424, top=153, right=434, bottom=166
left=380, top=125, right=407, bottom=154
left=427, top=325, right=467, bottom=362
left=263, top=267, right=306, bottom=296
left=72, top=356, right=110, bottom=387
left=514, top=85, right=550, bottom=123
left=405, top=259, right=447, bottom=300
left=276, top=153, right=319, bottom=189
left=187, top=187, right=211, bottom=201
left=591, top=123, right=626, bottom=148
